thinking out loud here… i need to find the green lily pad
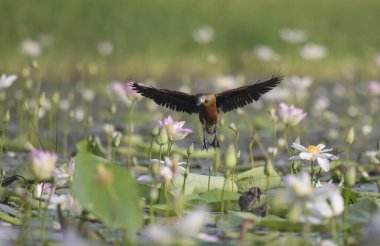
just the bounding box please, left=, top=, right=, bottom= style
left=72, top=152, right=143, bottom=233
left=76, top=137, right=106, bottom=158
left=236, top=167, right=281, bottom=192
left=170, top=173, right=238, bottom=196
left=186, top=189, right=240, bottom=211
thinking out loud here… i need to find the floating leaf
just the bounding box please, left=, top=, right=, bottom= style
left=76, top=137, right=106, bottom=157
left=186, top=189, right=240, bottom=211
left=236, top=167, right=281, bottom=192
left=72, top=152, right=143, bottom=233
left=170, top=173, right=238, bottom=196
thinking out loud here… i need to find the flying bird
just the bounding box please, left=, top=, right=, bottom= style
left=130, top=74, right=283, bottom=150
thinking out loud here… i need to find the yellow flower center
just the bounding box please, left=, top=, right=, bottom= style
left=307, top=145, right=321, bottom=154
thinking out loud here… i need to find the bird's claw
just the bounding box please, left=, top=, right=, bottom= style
left=211, top=137, right=220, bottom=149
left=202, top=138, right=209, bottom=151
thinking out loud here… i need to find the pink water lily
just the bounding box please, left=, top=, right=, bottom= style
left=30, top=150, right=57, bottom=180
left=279, top=102, right=307, bottom=126
left=157, top=116, right=192, bottom=141
left=289, top=143, right=337, bottom=172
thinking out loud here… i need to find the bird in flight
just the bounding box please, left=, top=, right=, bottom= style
left=130, top=74, right=283, bottom=150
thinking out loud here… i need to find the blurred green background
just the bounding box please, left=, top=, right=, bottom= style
left=1, top=0, right=379, bottom=82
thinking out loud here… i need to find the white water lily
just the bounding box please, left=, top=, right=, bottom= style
left=0, top=74, right=17, bottom=90
left=279, top=28, right=308, bottom=43
left=30, top=150, right=57, bottom=180
left=53, top=159, right=75, bottom=187
left=284, top=173, right=344, bottom=224
left=289, top=143, right=337, bottom=172
left=143, top=207, right=209, bottom=245
left=300, top=43, right=328, bottom=60
left=157, top=116, right=192, bottom=141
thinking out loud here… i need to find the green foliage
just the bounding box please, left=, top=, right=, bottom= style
left=236, top=167, right=281, bottom=192
left=72, top=152, right=143, bottom=233
left=76, top=137, right=106, bottom=158
left=170, top=173, right=238, bottom=196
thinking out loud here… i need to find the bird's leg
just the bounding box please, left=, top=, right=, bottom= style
left=202, top=126, right=209, bottom=151
left=211, top=126, right=221, bottom=149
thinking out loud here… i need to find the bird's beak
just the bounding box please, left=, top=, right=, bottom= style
left=196, top=101, right=203, bottom=107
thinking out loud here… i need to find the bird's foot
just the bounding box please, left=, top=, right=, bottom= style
left=202, top=139, right=209, bottom=151
left=211, top=137, right=220, bottom=149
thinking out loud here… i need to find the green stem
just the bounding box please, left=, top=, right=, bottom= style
left=220, top=171, right=229, bottom=215
left=181, top=154, right=191, bottom=196
left=0, top=122, right=7, bottom=183
left=214, top=147, right=221, bottom=174
left=127, top=101, right=135, bottom=167
left=272, top=121, right=277, bottom=162
left=158, top=145, right=163, bottom=167
left=166, top=141, right=173, bottom=157
left=208, top=166, right=212, bottom=191
left=266, top=176, right=270, bottom=216
left=283, top=125, right=290, bottom=155
left=148, top=137, right=154, bottom=174
left=343, top=186, right=351, bottom=245
left=249, top=139, right=255, bottom=168
left=41, top=185, right=54, bottom=243
left=111, top=147, right=117, bottom=165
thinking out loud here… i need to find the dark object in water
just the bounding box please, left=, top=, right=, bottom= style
left=238, top=187, right=262, bottom=212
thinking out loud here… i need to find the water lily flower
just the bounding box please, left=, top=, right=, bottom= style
left=48, top=193, right=82, bottom=213
left=192, top=25, right=215, bottom=44
left=368, top=80, right=380, bottom=96
left=138, top=157, right=186, bottom=184
left=284, top=172, right=313, bottom=198
left=305, top=184, right=344, bottom=219
left=279, top=102, right=307, bottom=126
left=143, top=207, right=209, bottom=244
left=300, top=43, right=328, bottom=60
left=30, top=150, right=57, bottom=180
left=34, top=182, right=55, bottom=199
left=289, top=143, right=337, bottom=172
left=97, top=40, right=113, bottom=56
left=279, top=28, right=308, bottom=43
left=20, top=39, right=42, bottom=57
left=253, top=45, right=280, bottom=61
left=283, top=173, right=344, bottom=224
left=53, top=159, right=75, bottom=187
left=157, top=116, right=192, bottom=141
left=0, top=74, right=17, bottom=90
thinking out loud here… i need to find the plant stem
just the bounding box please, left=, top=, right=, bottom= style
left=127, top=101, right=135, bottom=167
left=215, top=147, right=221, bottom=174
left=148, top=137, right=154, bottom=174
left=266, top=176, right=270, bottom=216
left=220, top=171, right=229, bottom=215
left=0, top=121, right=7, bottom=184
left=181, top=154, right=191, bottom=196
left=283, top=124, right=290, bottom=155
left=158, top=145, right=163, bottom=167
left=208, top=166, right=212, bottom=191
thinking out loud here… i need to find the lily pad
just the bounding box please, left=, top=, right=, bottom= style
left=236, top=167, right=281, bottom=192
left=76, top=137, right=106, bottom=158
left=169, top=173, right=238, bottom=196
left=72, top=152, right=143, bottom=233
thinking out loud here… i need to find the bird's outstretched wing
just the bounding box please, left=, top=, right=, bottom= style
left=130, top=82, right=198, bottom=114
left=216, top=74, right=283, bottom=113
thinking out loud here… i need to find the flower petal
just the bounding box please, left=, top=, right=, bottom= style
left=317, top=157, right=330, bottom=172
left=299, top=152, right=313, bottom=160
left=317, top=144, right=325, bottom=150
left=291, top=143, right=307, bottom=152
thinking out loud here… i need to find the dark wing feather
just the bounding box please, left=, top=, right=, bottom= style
left=216, top=74, right=283, bottom=113
left=130, top=82, right=198, bottom=114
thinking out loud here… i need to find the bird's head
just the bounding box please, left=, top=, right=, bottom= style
left=196, top=94, right=214, bottom=107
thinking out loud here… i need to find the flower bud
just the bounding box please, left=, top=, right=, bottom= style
left=225, top=144, right=237, bottom=169
left=3, top=110, right=10, bottom=124
left=112, top=132, right=122, bottom=148
left=150, top=188, right=159, bottom=202
left=264, top=159, right=274, bottom=176
left=345, top=166, right=356, bottom=187
left=268, top=108, right=277, bottom=122
left=228, top=122, right=237, bottom=132
left=187, top=143, right=194, bottom=156
left=345, top=127, right=355, bottom=145
left=111, top=103, right=117, bottom=114
left=38, top=92, right=46, bottom=107
left=151, top=125, right=159, bottom=137
left=156, top=127, right=168, bottom=145
left=52, top=91, right=60, bottom=105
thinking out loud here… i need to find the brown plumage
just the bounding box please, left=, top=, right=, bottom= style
left=130, top=74, right=283, bottom=150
